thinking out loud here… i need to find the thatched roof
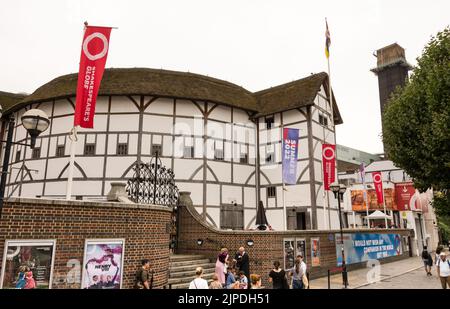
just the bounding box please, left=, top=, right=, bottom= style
left=5, top=68, right=343, bottom=123
left=0, top=91, right=27, bottom=112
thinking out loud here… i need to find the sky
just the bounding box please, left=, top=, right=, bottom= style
left=1, top=0, right=449, bottom=154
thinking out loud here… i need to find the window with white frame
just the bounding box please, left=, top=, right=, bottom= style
left=319, top=113, right=328, bottom=126
left=183, top=137, right=194, bottom=158
left=240, top=146, right=248, bottom=164
left=214, top=141, right=224, bottom=161
left=265, top=144, right=275, bottom=164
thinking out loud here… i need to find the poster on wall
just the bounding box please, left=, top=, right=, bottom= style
left=283, top=239, right=295, bottom=269
left=0, top=240, right=56, bottom=289
left=311, top=238, right=320, bottom=267
left=81, top=239, right=125, bottom=289
left=296, top=239, right=307, bottom=263
left=335, top=233, right=402, bottom=266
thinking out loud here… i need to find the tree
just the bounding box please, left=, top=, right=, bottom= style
left=383, top=28, right=450, bottom=217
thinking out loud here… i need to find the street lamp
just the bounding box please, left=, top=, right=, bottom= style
left=0, top=108, right=50, bottom=219
left=330, top=181, right=349, bottom=289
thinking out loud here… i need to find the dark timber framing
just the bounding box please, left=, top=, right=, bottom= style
left=307, top=105, right=318, bottom=229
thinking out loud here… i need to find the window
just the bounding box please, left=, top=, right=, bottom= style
left=240, top=153, right=248, bottom=164
left=15, top=150, right=21, bottom=163
left=214, top=141, right=224, bottom=161
left=267, top=186, right=276, bottom=198
left=183, top=146, right=194, bottom=158
left=32, top=147, right=41, bottom=159
left=152, top=144, right=162, bottom=156
left=117, top=143, right=128, bottom=155
left=56, top=145, right=65, bottom=157
left=265, top=116, right=274, bottom=129
left=265, top=152, right=274, bottom=164
left=84, top=143, right=96, bottom=156
left=319, top=113, right=328, bottom=126
left=214, top=149, right=224, bottom=161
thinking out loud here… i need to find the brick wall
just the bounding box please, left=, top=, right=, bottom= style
left=176, top=203, right=413, bottom=286
left=0, top=198, right=172, bottom=289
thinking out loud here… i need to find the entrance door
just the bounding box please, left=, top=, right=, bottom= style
left=296, top=212, right=306, bottom=230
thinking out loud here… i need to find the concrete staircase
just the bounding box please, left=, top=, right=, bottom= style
left=169, top=254, right=216, bottom=289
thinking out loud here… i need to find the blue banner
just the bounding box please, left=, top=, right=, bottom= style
left=336, top=233, right=402, bottom=266
left=282, top=128, right=299, bottom=184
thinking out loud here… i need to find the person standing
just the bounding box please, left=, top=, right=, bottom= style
left=215, top=248, right=228, bottom=287
left=234, top=247, right=250, bottom=287
left=134, top=259, right=153, bottom=289
left=268, top=261, right=289, bottom=289
left=250, top=274, right=262, bottom=289
left=437, top=252, right=450, bottom=289
left=435, top=246, right=443, bottom=276
left=209, top=274, right=223, bottom=289
left=189, top=267, right=209, bottom=289
left=421, top=247, right=433, bottom=276
left=287, top=254, right=307, bottom=289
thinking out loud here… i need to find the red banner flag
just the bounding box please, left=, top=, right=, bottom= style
left=372, top=171, right=384, bottom=204
left=322, top=144, right=336, bottom=190
left=74, top=26, right=112, bottom=128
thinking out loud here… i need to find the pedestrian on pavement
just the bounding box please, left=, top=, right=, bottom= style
left=268, top=261, right=289, bottom=289
left=437, top=252, right=450, bottom=289
left=234, top=246, right=250, bottom=287
left=209, top=274, right=223, bottom=289
left=435, top=246, right=444, bottom=276
left=215, top=247, right=228, bottom=287
left=189, top=267, right=209, bottom=289
left=225, top=267, right=240, bottom=289
left=421, top=247, right=433, bottom=276
left=286, top=254, right=307, bottom=289
left=134, top=259, right=153, bottom=289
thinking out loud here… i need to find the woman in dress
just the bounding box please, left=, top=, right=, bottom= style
left=268, top=261, right=289, bottom=289
left=215, top=247, right=228, bottom=287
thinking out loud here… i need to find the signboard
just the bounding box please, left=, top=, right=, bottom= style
left=1, top=240, right=56, bottom=289
left=282, top=128, right=299, bottom=184
left=335, top=233, right=402, bottom=266
left=351, top=188, right=397, bottom=211
left=372, top=172, right=384, bottom=204
left=395, top=183, right=415, bottom=211
left=81, top=239, right=125, bottom=289
left=311, top=238, right=320, bottom=267
left=322, top=144, right=336, bottom=190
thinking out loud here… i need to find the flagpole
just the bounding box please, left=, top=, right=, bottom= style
left=361, top=165, right=370, bottom=228
left=382, top=183, right=388, bottom=229
left=326, top=28, right=335, bottom=231
left=66, top=126, right=78, bottom=199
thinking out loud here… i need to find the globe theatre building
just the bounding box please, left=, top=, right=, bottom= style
left=0, top=68, right=343, bottom=231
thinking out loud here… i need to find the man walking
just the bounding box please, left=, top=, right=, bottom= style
left=134, top=259, right=153, bottom=289
left=437, top=252, right=450, bottom=289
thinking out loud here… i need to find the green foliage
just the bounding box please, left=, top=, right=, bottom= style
left=383, top=27, right=450, bottom=210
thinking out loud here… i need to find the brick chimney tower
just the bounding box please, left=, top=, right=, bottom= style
left=371, top=43, right=412, bottom=154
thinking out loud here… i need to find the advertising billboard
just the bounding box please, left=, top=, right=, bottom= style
left=335, top=233, right=402, bottom=266
left=351, top=188, right=397, bottom=211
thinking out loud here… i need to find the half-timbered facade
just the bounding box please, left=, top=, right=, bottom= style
left=0, top=68, right=343, bottom=230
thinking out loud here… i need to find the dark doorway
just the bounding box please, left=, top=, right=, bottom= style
left=296, top=212, right=306, bottom=230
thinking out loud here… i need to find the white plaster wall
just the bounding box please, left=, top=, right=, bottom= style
left=205, top=207, right=220, bottom=228
left=207, top=184, right=220, bottom=206
left=244, top=187, right=256, bottom=207
left=208, top=105, right=231, bottom=122
left=244, top=209, right=257, bottom=229
left=265, top=208, right=284, bottom=230
left=173, top=159, right=202, bottom=179
left=233, top=165, right=255, bottom=184
left=53, top=99, right=75, bottom=116
left=208, top=161, right=231, bottom=183
left=282, top=109, right=307, bottom=124
left=143, top=115, right=173, bottom=133
left=283, top=184, right=311, bottom=207
left=176, top=100, right=203, bottom=117
left=105, top=157, right=136, bottom=178
left=109, top=114, right=139, bottom=131
left=110, top=96, right=140, bottom=113
left=20, top=183, right=44, bottom=198
left=222, top=185, right=242, bottom=204
left=146, top=98, right=173, bottom=114
left=176, top=182, right=203, bottom=206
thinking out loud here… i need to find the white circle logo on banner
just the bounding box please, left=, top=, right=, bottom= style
left=322, top=146, right=335, bottom=160
left=373, top=174, right=382, bottom=183
left=82, top=32, right=108, bottom=61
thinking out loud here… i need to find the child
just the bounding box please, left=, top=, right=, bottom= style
left=238, top=271, right=248, bottom=289
left=24, top=268, right=36, bottom=289
left=15, top=266, right=27, bottom=289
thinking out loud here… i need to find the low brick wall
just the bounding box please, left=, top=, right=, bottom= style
left=176, top=204, right=413, bottom=286
left=0, top=197, right=172, bottom=289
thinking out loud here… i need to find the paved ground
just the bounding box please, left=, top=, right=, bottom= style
left=357, top=268, right=442, bottom=289
left=310, top=256, right=432, bottom=289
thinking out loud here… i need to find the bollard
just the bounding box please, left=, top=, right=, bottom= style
left=327, top=269, right=331, bottom=289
